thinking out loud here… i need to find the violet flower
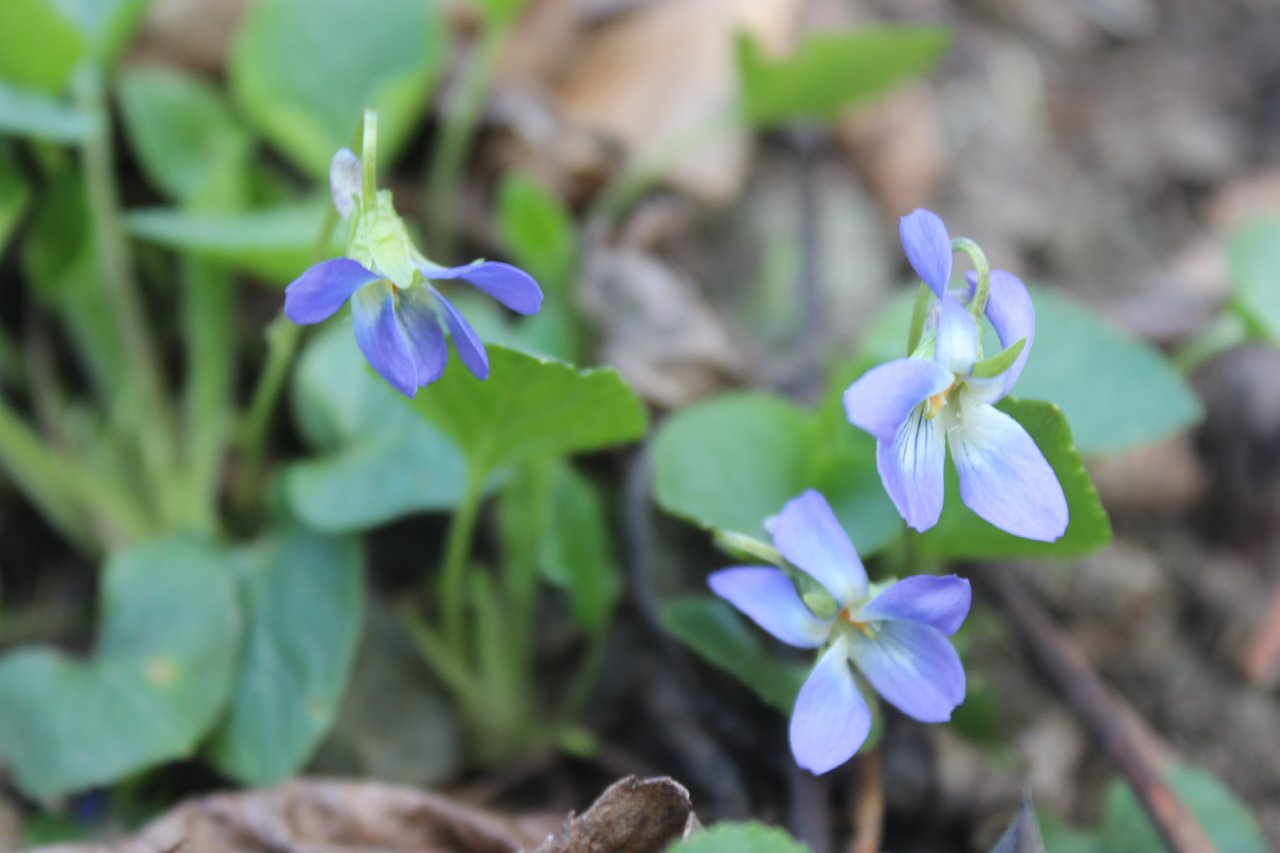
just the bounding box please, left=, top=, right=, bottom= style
left=709, top=490, right=971, bottom=775
left=284, top=148, right=542, bottom=397
left=843, top=209, right=1068, bottom=541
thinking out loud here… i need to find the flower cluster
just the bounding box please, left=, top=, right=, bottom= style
left=284, top=147, right=542, bottom=398
left=844, top=209, right=1068, bottom=541
left=710, top=491, right=971, bottom=774
left=711, top=210, right=1070, bottom=775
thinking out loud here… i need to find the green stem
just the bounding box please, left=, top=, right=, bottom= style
left=233, top=203, right=339, bottom=513
left=400, top=608, right=482, bottom=707
left=425, top=22, right=511, bottom=259
left=361, top=109, right=378, bottom=201
left=181, top=257, right=233, bottom=533
left=76, top=64, right=177, bottom=497
left=439, top=466, right=486, bottom=652
left=586, top=100, right=737, bottom=228
left=951, top=237, right=991, bottom=323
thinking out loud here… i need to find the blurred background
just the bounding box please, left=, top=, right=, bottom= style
left=2, top=0, right=1280, bottom=850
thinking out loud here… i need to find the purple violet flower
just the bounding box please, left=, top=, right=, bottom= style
left=709, top=490, right=971, bottom=775
left=284, top=148, right=543, bottom=398
left=843, top=209, right=1068, bottom=541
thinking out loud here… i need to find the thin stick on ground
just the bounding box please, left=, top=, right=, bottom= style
left=847, top=749, right=884, bottom=853
left=984, top=568, right=1215, bottom=853
left=1242, top=569, right=1280, bottom=686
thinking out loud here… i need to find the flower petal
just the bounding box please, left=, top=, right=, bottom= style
left=948, top=396, right=1068, bottom=541
left=860, top=575, right=972, bottom=636
left=419, top=260, right=543, bottom=315
left=435, top=291, right=489, bottom=380
left=284, top=258, right=380, bottom=324
left=789, top=636, right=870, bottom=775
left=396, top=286, right=448, bottom=388
left=935, top=296, right=978, bottom=376
left=843, top=358, right=953, bottom=443
left=708, top=567, right=831, bottom=649
left=849, top=620, right=964, bottom=723
left=350, top=281, right=417, bottom=397
left=766, top=490, right=868, bottom=607
left=876, top=406, right=946, bottom=533
left=900, top=209, right=952, bottom=297
left=330, top=147, right=361, bottom=219
left=967, top=269, right=1035, bottom=398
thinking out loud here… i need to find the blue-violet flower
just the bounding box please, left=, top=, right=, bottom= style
left=709, top=490, right=971, bottom=775
left=843, top=209, right=1068, bottom=541
left=284, top=147, right=543, bottom=397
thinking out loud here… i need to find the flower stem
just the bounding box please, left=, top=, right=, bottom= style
left=361, top=109, right=378, bottom=201
left=951, top=237, right=991, bottom=322
left=426, top=22, right=511, bottom=260
left=439, top=466, right=486, bottom=652
left=77, top=64, right=177, bottom=500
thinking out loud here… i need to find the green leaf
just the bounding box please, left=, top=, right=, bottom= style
left=22, top=167, right=127, bottom=398
left=652, top=393, right=901, bottom=557
left=126, top=202, right=342, bottom=283
left=412, top=346, right=648, bottom=476
left=55, top=0, right=152, bottom=63
left=0, top=0, right=83, bottom=93
left=229, top=0, right=446, bottom=177
left=1228, top=218, right=1280, bottom=341
left=0, top=144, right=31, bottom=256
left=659, top=596, right=808, bottom=713
left=117, top=67, right=251, bottom=203
left=207, top=528, right=364, bottom=784
left=915, top=398, right=1111, bottom=560
left=286, top=324, right=468, bottom=532
left=856, top=286, right=1201, bottom=454
left=497, top=172, right=577, bottom=295
left=0, top=80, right=93, bottom=141
left=667, top=822, right=809, bottom=853
left=473, top=0, right=527, bottom=26
left=1100, top=764, right=1267, bottom=853
left=539, top=464, right=620, bottom=631
left=0, top=537, right=240, bottom=799
left=736, top=26, right=949, bottom=126
left=971, top=337, right=1025, bottom=379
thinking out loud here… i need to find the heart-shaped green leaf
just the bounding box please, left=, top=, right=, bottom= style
left=207, top=528, right=364, bottom=784
left=229, top=0, right=446, bottom=177
left=411, top=346, right=648, bottom=478
left=117, top=67, right=251, bottom=204
left=0, top=537, right=240, bottom=800
left=652, top=392, right=901, bottom=557
left=286, top=325, right=468, bottom=532
left=0, top=0, right=83, bottom=93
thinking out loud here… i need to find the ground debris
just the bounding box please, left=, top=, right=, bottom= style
left=32, top=779, right=539, bottom=853
left=528, top=775, right=699, bottom=853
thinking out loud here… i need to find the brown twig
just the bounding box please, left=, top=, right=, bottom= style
left=1241, top=567, right=1280, bottom=686
left=847, top=749, right=884, bottom=853
left=984, top=568, right=1215, bottom=853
